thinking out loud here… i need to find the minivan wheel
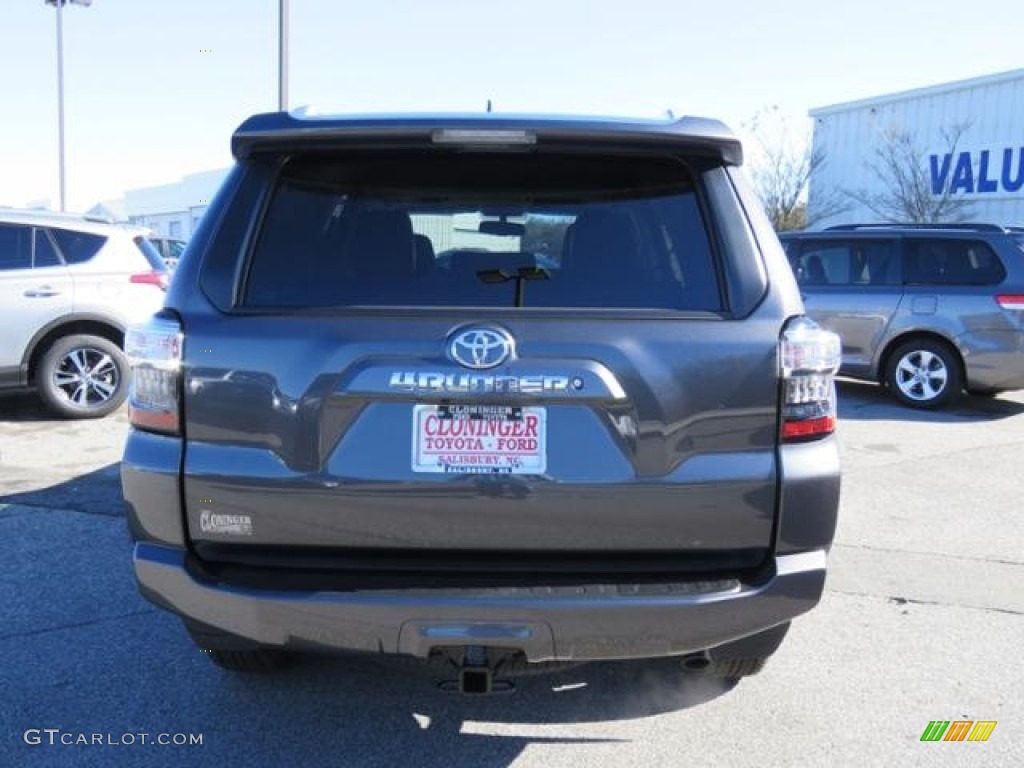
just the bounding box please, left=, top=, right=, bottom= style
left=36, top=334, right=129, bottom=419
left=884, top=339, right=962, bottom=409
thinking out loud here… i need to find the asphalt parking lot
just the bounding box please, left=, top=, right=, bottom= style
left=2, top=383, right=1022, bottom=767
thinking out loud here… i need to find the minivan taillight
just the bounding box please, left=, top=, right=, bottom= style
left=125, top=316, right=183, bottom=434
left=780, top=318, right=841, bottom=442
left=995, top=294, right=1024, bottom=311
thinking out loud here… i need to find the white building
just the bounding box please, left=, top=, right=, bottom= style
left=807, top=69, right=1024, bottom=229
left=124, top=168, right=230, bottom=239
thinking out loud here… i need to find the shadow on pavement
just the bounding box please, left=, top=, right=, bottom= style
left=0, top=463, right=123, bottom=517
left=0, top=391, right=55, bottom=423
left=4, top=589, right=736, bottom=767
left=362, top=652, right=734, bottom=724
left=199, top=653, right=734, bottom=765
left=60, top=634, right=732, bottom=766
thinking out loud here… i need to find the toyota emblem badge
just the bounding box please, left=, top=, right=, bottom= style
left=448, top=326, right=515, bottom=370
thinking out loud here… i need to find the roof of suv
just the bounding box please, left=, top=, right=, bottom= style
left=0, top=208, right=147, bottom=237
left=231, top=111, right=744, bottom=165
left=780, top=223, right=1024, bottom=238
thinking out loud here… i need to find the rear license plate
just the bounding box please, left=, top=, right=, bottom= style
left=412, top=404, right=547, bottom=475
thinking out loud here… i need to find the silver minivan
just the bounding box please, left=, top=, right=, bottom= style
left=780, top=224, right=1024, bottom=408
left=0, top=209, right=169, bottom=417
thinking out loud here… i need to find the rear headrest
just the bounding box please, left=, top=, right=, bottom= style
left=804, top=254, right=828, bottom=284
left=563, top=211, right=639, bottom=273
left=346, top=211, right=415, bottom=278
left=413, top=233, right=435, bottom=274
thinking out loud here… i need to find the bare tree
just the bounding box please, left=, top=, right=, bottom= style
left=844, top=124, right=974, bottom=223
left=744, top=106, right=847, bottom=231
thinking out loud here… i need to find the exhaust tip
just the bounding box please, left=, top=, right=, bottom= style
left=681, top=653, right=711, bottom=671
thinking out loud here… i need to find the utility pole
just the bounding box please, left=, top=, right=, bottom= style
left=45, top=0, right=92, bottom=212
left=279, top=0, right=289, bottom=111
left=56, top=0, right=66, bottom=210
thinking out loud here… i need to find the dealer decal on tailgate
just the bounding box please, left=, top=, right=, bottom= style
left=412, top=404, right=547, bottom=475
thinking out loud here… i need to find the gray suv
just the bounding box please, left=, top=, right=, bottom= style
left=780, top=224, right=1024, bottom=408
left=121, top=112, right=842, bottom=692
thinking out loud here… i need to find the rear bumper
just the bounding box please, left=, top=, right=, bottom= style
left=134, top=543, right=828, bottom=661
left=959, top=330, right=1024, bottom=392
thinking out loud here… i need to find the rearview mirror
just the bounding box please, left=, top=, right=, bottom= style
left=479, top=221, right=525, bottom=237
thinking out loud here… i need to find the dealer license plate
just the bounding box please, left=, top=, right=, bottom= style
left=412, top=404, right=547, bottom=475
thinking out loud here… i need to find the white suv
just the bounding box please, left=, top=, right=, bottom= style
left=0, top=209, right=168, bottom=418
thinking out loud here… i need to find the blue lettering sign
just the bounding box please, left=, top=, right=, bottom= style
left=950, top=152, right=974, bottom=194
left=1003, top=147, right=1024, bottom=193
left=927, top=146, right=1024, bottom=195
left=929, top=154, right=952, bottom=195
left=976, top=150, right=998, bottom=193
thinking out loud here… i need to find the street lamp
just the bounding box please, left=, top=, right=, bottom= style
left=279, top=0, right=289, bottom=111
left=44, top=0, right=92, bottom=213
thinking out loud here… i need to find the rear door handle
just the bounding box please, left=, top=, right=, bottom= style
left=23, top=287, right=62, bottom=298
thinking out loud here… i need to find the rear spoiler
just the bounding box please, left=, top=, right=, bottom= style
left=230, top=111, right=744, bottom=166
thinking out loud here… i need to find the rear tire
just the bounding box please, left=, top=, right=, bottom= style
left=184, top=620, right=287, bottom=672
left=206, top=648, right=285, bottom=673
left=36, top=334, right=129, bottom=418
left=698, top=622, right=789, bottom=681
left=968, top=389, right=1002, bottom=399
left=706, top=657, right=766, bottom=680
left=884, top=339, right=962, bottom=409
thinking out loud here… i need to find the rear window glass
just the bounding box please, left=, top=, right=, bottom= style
left=0, top=224, right=31, bottom=270
left=49, top=228, right=106, bottom=264
left=243, top=152, right=722, bottom=311
left=166, top=239, right=187, bottom=259
left=33, top=229, right=61, bottom=268
left=903, top=239, right=1006, bottom=285
left=791, top=239, right=898, bottom=286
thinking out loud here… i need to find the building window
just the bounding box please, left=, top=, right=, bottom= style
left=169, top=220, right=182, bottom=238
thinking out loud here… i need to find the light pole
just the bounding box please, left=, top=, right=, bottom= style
left=278, top=0, right=289, bottom=111
left=45, top=0, right=92, bottom=213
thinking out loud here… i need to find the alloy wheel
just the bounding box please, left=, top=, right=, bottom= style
left=51, top=346, right=120, bottom=408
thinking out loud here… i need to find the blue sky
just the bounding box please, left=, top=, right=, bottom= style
left=0, top=0, right=1020, bottom=210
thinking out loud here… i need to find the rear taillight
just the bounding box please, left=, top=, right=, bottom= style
left=125, top=316, right=183, bottom=435
left=780, top=318, right=841, bottom=442
left=130, top=271, right=169, bottom=291
left=995, top=294, right=1024, bottom=310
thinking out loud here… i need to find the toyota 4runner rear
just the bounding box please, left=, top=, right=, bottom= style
left=121, top=112, right=841, bottom=691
